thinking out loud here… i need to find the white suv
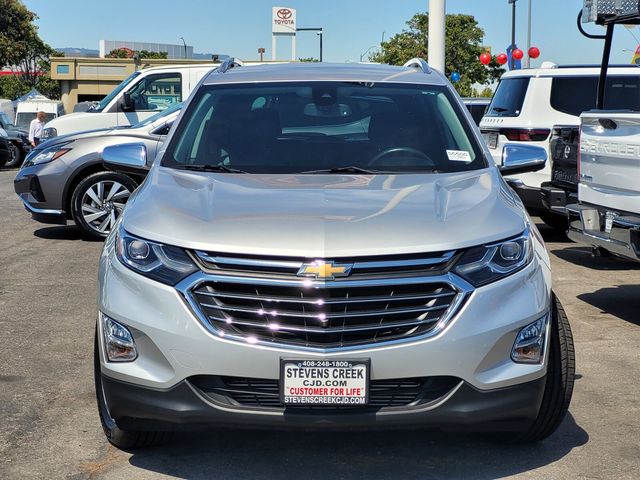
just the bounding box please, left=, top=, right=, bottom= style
left=480, top=63, right=640, bottom=228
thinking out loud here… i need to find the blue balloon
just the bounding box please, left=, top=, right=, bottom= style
left=451, top=72, right=461, bottom=83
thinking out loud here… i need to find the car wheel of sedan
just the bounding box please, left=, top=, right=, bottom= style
left=4, top=142, right=24, bottom=168
left=71, top=171, right=137, bottom=239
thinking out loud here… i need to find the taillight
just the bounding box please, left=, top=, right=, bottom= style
left=500, top=128, right=550, bottom=142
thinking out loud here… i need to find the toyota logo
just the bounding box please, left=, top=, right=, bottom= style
left=277, top=8, right=292, bottom=19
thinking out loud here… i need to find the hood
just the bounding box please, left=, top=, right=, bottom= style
left=37, top=128, right=117, bottom=149
left=122, top=167, right=527, bottom=258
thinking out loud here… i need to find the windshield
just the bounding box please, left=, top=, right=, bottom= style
left=93, top=71, right=141, bottom=112
left=0, top=112, right=14, bottom=127
left=485, top=77, right=530, bottom=117
left=131, top=101, right=183, bottom=129
left=162, top=82, right=486, bottom=174
left=16, top=112, right=56, bottom=130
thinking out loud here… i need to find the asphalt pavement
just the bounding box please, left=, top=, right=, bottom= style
left=0, top=168, right=638, bottom=479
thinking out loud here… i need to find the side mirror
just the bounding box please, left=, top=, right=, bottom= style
left=103, top=143, right=147, bottom=174
left=121, top=92, right=134, bottom=112
left=498, top=144, right=547, bottom=176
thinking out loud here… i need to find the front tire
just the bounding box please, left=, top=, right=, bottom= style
left=4, top=142, right=24, bottom=168
left=94, top=331, right=170, bottom=449
left=71, top=171, right=137, bottom=239
left=508, top=293, right=575, bottom=443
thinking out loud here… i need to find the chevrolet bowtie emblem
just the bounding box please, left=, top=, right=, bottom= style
left=297, top=261, right=352, bottom=280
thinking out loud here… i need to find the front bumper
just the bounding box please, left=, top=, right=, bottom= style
left=101, top=373, right=546, bottom=432
left=567, top=203, right=640, bottom=261
left=98, top=234, right=552, bottom=429
left=14, top=166, right=67, bottom=225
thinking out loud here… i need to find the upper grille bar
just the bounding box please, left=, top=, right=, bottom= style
left=193, top=250, right=457, bottom=278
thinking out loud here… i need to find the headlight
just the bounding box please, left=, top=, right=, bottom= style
left=116, top=226, right=198, bottom=285
left=454, top=228, right=533, bottom=287
left=41, top=127, right=57, bottom=138
left=22, top=142, right=72, bottom=167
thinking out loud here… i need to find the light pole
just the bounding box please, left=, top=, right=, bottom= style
left=296, top=28, right=323, bottom=62
left=508, top=0, right=517, bottom=70
left=179, top=37, right=187, bottom=59
left=360, top=45, right=378, bottom=62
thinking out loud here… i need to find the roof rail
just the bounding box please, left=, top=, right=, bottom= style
left=217, top=57, right=244, bottom=74
left=403, top=58, right=431, bottom=74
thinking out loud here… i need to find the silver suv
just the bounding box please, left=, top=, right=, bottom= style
left=96, top=59, right=574, bottom=448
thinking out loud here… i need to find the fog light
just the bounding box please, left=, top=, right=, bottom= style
left=101, top=313, right=138, bottom=362
left=511, top=316, right=548, bottom=364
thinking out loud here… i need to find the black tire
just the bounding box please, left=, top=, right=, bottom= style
left=4, top=141, right=24, bottom=168
left=71, top=171, right=137, bottom=239
left=539, top=212, right=568, bottom=232
left=507, top=293, right=575, bottom=443
left=94, top=331, right=171, bottom=449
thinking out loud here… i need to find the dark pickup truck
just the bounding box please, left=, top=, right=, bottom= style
left=540, top=126, right=579, bottom=229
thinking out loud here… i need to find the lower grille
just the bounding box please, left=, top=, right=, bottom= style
left=190, top=375, right=461, bottom=410
left=188, top=277, right=464, bottom=349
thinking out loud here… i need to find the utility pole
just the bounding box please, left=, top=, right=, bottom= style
left=525, top=0, right=532, bottom=68
left=428, top=0, right=446, bottom=72
left=509, top=0, right=517, bottom=70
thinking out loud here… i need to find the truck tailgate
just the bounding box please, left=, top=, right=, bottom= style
left=580, top=112, right=640, bottom=213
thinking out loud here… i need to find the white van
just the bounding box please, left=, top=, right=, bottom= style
left=479, top=63, right=640, bottom=227
left=15, top=99, right=64, bottom=130
left=41, top=64, right=218, bottom=139
left=0, top=99, right=15, bottom=120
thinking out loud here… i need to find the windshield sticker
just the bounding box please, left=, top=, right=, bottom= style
left=446, top=150, right=472, bottom=162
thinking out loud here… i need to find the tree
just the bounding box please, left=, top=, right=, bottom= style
left=370, top=13, right=504, bottom=96
left=298, top=57, right=319, bottom=62
left=0, top=0, right=59, bottom=99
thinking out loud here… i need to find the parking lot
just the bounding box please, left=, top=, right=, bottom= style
left=0, top=167, right=638, bottom=479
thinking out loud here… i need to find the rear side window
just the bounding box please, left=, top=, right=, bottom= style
left=550, top=76, right=640, bottom=116
left=485, top=78, right=530, bottom=117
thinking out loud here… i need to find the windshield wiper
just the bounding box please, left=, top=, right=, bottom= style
left=300, top=166, right=381, bottom=174
left=175, top=164, right=248, bottom=174
left=491, top=106, right=509, bottom=113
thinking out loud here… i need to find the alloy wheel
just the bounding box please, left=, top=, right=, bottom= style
left=80, top=180, right=131, bottom=235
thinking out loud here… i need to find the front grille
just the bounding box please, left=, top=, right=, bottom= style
left=185, top=252, right=468, bottom=349
left=190, top=375, right=461, bottom=410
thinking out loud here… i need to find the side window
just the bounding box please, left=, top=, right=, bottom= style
left=127, top=73, right=182, bottom=112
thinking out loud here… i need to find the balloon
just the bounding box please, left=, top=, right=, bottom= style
left=451, top=72, right=461, bottom=83
left=513, top=48, right=524, bottom=60
left=528, top=46, right=540, bottom=59
left=479, top=53, right=491, bottom=65
left=497, top=53, right=508, bottom=65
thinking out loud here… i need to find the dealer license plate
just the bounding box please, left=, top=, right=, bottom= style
left=482, top=131, right=499, bottom=149
left=280, top=359, right=369, bottom=406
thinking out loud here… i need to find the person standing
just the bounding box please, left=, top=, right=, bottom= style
left=28, top=111, right=46, bottom=147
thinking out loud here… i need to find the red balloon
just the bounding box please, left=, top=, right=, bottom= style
left=479, top=53, right=491, bottom=65
left=497, top=53, right=508, bottom=65
left=513, top=48, right=524, bottom=60
left=528, top=46, right=540, bottom=59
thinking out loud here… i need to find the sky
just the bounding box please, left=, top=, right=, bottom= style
left=21, top=0, right=640, bottom=67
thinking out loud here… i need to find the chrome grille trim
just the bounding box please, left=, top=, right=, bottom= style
left=176, top=271, right=474, bottom=352
left=193, top=250, right=457, bottom=277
